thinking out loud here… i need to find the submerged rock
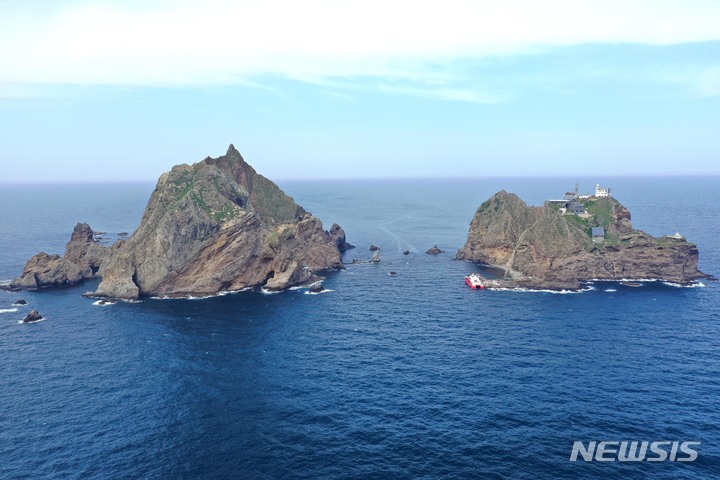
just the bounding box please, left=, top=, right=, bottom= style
left=309, top=283, right=325, bottom=294
left=22, top=310, right=43, bottom=323
left=457, top=190, right=708, bottom=290
left=402, top=250, right=410, bottom=255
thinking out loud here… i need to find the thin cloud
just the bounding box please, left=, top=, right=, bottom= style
left=2, top=0, right=720, bottom=89
left=1, top=1, right=719, bottom=104
left=377, top=84, right=505, bottom=104
left=665, top=66, right=720, bottom=98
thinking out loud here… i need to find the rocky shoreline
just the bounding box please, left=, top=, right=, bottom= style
left=5, top=157, right=711, bottom=297
left=456, top=190, right=710, bottom=290
left=8, top=145, right=349, bottom=300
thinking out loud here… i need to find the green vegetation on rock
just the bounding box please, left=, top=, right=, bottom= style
left=582, top=198, right=614, bottom=229
left=457, top=190, right=706, bottom=289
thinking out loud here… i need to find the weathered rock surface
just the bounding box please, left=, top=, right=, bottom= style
left=11, top=223, right=111, bottom=290
left=426, top=245, right=445, bottom=255
left=64, top=223, right=112, bottom=277
left=457, top=191, right=707, bottom=289
left=329, top=223, right=355, bottom=251
left=91, top=145, right=345, bottom=299
left=22, top=310, right=43, bottom=323
left=12, top=253, right=85, bottom=289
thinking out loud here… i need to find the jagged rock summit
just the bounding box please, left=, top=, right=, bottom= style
left=12, top=145, right=348, bottom=299
left=92, top=144, right=345, bottom=299
left=456, top=190, right=707, bottom=290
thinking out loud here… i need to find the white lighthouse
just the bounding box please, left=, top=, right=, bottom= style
left=595, top=184, right=611, bottom=198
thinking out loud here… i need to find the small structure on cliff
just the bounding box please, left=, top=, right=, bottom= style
left=591, top=226, right=606, bottom=242
left=457, top=190, right=707, bottom=290
left=595, top=184, right=611, bottom=198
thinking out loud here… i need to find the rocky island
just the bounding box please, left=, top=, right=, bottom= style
left=10, top=145, right=350, bottom=300
left=456, top=188, right=708, bottom=290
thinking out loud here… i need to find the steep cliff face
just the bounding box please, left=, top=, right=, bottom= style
left=63, top=222, right=112, bottom=276
left=92, top=145, right=344, bottom=299
left=457, top=191, right=706, bottom=289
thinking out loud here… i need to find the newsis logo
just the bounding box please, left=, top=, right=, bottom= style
left=570, top=441, right=700, bottom=462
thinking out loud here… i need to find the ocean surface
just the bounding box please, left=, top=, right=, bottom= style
left=0, top=177, right=719, bottom=479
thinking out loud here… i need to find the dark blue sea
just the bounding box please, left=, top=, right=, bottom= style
left=1, top=178, right=719, bottom=480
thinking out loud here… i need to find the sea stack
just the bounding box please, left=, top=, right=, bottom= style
left=457, top=190, right=708, bottom=290
left=10, top=223, right=113, bottom=290
left=90, top=145, right=346, bottom=299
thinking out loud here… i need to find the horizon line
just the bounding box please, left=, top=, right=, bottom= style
left=1, top=173, right=720, bottom=186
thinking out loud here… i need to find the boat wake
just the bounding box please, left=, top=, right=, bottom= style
left=377, top=223, right=417, bottom=254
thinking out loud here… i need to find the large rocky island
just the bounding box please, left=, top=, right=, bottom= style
left=10, top=145, right=350, bottom=299
left=457, top=189, right=708, bottom=290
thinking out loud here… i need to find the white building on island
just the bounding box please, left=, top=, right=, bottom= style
left=595, top=184, right=611, bottom=198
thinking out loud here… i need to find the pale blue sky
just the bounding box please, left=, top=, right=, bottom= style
left=1, top=1, right=719, bottom=182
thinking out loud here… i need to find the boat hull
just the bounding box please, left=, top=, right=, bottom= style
left=465, top=276, right=485, bottom=289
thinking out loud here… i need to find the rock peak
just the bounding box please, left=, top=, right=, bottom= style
left=88, top=145, right=345, bottom=299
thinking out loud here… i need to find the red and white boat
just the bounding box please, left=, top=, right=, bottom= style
left=465, top=273, right=486, bottom=289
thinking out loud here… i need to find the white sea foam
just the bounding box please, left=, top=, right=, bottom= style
left=150, top=287, right=252, bottom=300
left=288, top=280, right=323, bottom=291
left=18, top=317, right=45, bottom=324
left=604, top=288, right=617, bottom=292
left=588, top=278, right=705, bottom=289
left=488, top=286, right=594, bottom=294
left=92, top=300, right=116, bottom=306
left=0, top=308, right=18, bottom=314
left=260, top=288, right=282, bottom=295
left=591, top=277, right=662, bottom=283
left=662, top=281, right=706, bottom=288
